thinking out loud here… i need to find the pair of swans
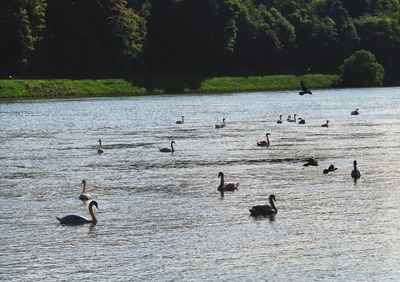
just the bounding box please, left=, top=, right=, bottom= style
left=159, top=141, right=175, bottom=153
left=257, top=133, right=270, bottom=147
left=250, top=194, right=277, bottom=216
left=215, top=118, right=226, bottom=128
left=176, top=116, right=184, bottom=124
left=218, top=172, right=239, bottom=197
left=351, top=160, right=361, bottom=182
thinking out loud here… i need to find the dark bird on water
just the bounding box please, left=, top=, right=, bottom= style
left=323, top=164, right=337, bottom=174
left=299, top=81, right=312, bottom=95
left=304, top=157, right=318, bottom=167
left=218, top=172, right=239, bottom=197
left=351, top=160, right=361, bottom=182
left=249, top=194, right=277, bottom=216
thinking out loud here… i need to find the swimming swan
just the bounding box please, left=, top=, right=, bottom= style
left=159, top=141, right=175, bottom=153
left=250, top=194, right=277, bottom=216
left=215, top=118, right=226, bottom=128
left=257, top=133, right=271, bottom=147
left=351, top=109, right=359, bottom=115
left=288, top=114, right=297, bottom=122
left=298, top=118, right=306, bottom=124
left=176, top=116, right=184, bottom=124
left=56, top=200, right=98, bottom=225
left=98, top=139, right=104, bottom=154
left=79, top=179, right=92, bottom=201
left=351, top=160, right=361, bottom=181
left=277, top=115, right=283, bottom=124
left=218, top=172, right=239, bottom=196
left=321, top=120, right=329, bottom=127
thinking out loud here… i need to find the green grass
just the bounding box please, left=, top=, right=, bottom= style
left=0, top=74, right=340, bottom=99
left=0, top=79, right=146, bottom=98
left=199, top=74, right=340, bottom=92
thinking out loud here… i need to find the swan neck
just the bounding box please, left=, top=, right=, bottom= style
left=89, top=203, right=97, bottom=223
left=82, top=181, right=87, bottom=193
left=269, top=197, right=277, bottom=213
left=171, top=142, right=175, bottom=152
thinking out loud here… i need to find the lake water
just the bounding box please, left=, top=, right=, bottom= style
left=1, top=88, right=400, bottom=281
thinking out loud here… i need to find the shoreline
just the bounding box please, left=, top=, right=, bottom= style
left=1, top=74, right=341, bottom=99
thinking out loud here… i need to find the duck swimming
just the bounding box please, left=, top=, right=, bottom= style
left=218, top=172, right=239, bottom=197
left=56, top=200, right=98, bottom=225
left=79, top=179, right=92, bottom=201
left=323, top=164, right=337, bottom=174
left=159, top=141, right=175, bottom=153
left=250, top=194, right=277, bottom=216
left=257, top=133, right=271, bottom=147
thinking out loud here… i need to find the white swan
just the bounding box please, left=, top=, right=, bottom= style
left=215, top=118, right=226, bottom=128
left=288, top=114, right=297, bottom=122
left=56, top=200, right=98, bottom=225
left=250, top=194, right=277, bottom=216
left=257, top=133, right=270, bottom=147
left=351, top=160, right=361, bottom=182
left=159, top=141, right=175, bottom=153
left=176, top=116, right=184, bottom=124
left=321, top=120, right=329, bottom=127
left=218, top=172, right=239, bottom=197
left=79, top=179, right=92, bottom=201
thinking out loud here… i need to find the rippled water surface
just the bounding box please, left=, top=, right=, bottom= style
left=1, top=88, right=400, bottom=281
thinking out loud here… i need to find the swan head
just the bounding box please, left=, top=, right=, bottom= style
left=269, top=194, right=276, bottom=202
left=81, top=179, right=87, bottom=185
left=218, top=172, right=224, bottom=178
left=89, top=200, right=98, bottom=210
left=98, top=139, right=101, bottom=143
left=171, top=141, right=175, bottom=145
left=353, top=160, right=357, bottom=166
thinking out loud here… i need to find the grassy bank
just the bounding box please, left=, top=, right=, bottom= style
left=0, top=74, right=340, bottom=99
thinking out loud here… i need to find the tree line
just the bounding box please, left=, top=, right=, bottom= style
left=1, top=0, right=399, bottom=79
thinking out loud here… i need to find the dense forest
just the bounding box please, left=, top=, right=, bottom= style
left=1, top=0, right=400, bottom=78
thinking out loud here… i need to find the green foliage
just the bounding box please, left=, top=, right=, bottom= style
left=0, top=0, right=46, bottom=75
left=1, top=0, right=400, bottom=80
left=339, top=50, right=385, bottom=86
